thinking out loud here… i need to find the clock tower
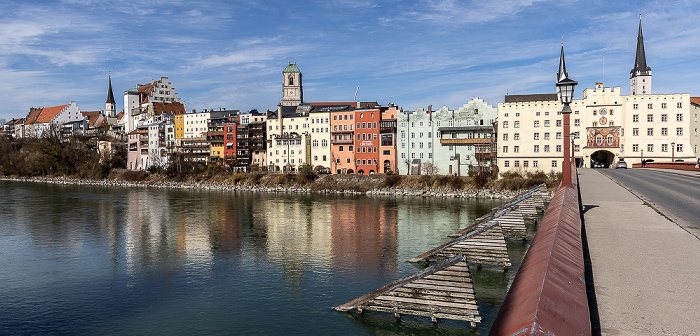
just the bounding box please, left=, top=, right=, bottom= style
left=282, top=62, right=303, bottom=106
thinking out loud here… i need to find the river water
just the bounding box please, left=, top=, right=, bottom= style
left=0, top=180, right=535, bottom=335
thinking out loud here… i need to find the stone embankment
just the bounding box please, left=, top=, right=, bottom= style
left=1, top=176, right=548, bottom=200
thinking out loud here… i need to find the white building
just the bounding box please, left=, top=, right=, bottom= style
left=497, top=17, right=700, bottom=174
left=20, top=101, right=83, bottom=138
left=122, top=77, right=182, bottom=134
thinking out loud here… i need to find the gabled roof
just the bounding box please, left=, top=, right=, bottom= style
left=81, top=111, right=104, bottom=128
left=691, top=97, right=700, bottom=105
left=152, top=102, right=186, bottom=115
left=4, top=118, right=24, bottom=126
left=116, top=111, right=124, bottom=120
left=24, top=104, right=70, bottom=124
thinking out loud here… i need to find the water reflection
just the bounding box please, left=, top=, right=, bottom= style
left=0, top=180, right=510, bottom=335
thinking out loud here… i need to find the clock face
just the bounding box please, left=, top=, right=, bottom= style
left=599, top=108, right=607, bottom=116
left=599, top=117, right=607, bottom=125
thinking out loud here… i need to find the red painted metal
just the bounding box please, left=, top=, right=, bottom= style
left=490, top=167, right=589, bottom=335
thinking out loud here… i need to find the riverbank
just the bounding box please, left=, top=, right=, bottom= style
left=1, top=171, right=557, bottom=199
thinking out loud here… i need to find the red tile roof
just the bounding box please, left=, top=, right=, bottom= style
left=25, top=104, right=70, bottom=124
left=690, top=97, right=700, bottom=105
left=81, top=111, right=104, bottom=128
left=152, top=102, right=186, bottom=115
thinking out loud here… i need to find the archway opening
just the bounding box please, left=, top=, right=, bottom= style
left=590, top=150, right=615, bottom=168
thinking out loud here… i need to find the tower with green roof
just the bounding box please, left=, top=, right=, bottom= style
left=282, top=62, right=303, bottom=106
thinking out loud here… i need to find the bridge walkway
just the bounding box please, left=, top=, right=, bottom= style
left=579, top=168, right=700, bottom=335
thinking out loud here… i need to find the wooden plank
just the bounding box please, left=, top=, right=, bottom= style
left=334, top=255, right=465, bottom=312
left=362, top=305, right=481, bottom=322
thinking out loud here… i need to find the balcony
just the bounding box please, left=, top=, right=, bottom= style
left=331, top=138, right=354, bottom=145
left=439, top=138, right=492, bottom=145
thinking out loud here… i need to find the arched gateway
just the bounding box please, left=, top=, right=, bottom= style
left=590, top=150, right=615, bottom=168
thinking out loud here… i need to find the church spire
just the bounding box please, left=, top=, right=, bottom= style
left=105, top=73, right=116, bottom=117
left=630, top=13, right=652, bottom=95
left=631, top=13, right=650, bottom=76
left=106, top=73, right=116, bottom=105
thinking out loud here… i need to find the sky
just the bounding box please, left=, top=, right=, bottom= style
left=1, top=0, right=700, bottom=122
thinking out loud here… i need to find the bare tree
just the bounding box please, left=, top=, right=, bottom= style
left=421, top=162, right=440, bottom=175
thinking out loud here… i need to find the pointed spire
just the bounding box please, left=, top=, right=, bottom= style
left=106, top=72, right=116, bottom=105
left=557, top=42, right=569, bottom=83
left=631, top=13, right=650, bottom=75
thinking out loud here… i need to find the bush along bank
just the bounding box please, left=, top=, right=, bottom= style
left=1, top=169, right=560, bottom=200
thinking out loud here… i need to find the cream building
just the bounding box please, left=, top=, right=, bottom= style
left=497, top=18, right=700, bottom=174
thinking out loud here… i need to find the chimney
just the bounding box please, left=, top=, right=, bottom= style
left=428, top=105, right=432, bottom=114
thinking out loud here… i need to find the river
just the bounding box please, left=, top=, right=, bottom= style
left=0, top=180, right=536, bottom=335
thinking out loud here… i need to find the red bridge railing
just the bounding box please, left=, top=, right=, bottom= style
left=490, top=164, right=590, bottom=335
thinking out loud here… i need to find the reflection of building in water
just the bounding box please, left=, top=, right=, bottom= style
left=395, top=198, right=476, bottom=259
left=123, top=189, right=214, bottom=274
left=330, top=199, right=398, bottom=276
left=258, top=197, right=334, bottom=288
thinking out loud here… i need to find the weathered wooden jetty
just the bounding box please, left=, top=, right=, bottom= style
left=335, top=184, right=551, bottom=327
left=334, top=255, right=480, bottom=327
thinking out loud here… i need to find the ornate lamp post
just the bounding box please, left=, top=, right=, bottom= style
left=556, top=43, right=577, bottom=187
left=671, top=142, right=675, bottom=162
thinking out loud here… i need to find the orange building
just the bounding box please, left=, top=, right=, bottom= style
left=379, top=106, right=399, bottom=173
left=330, top=109, right=356, bottom=174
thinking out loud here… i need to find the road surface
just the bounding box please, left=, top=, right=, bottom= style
left=600, top=168, right=700, bottom=238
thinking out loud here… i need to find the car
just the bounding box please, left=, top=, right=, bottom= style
left=593, top=162, right=604, bottom=168
left=615, top=161, right=628, bottom=169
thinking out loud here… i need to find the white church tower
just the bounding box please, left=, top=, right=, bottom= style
left=630, top=14, right=651, bottom=95
left=281, top=62, right=303, bottom=106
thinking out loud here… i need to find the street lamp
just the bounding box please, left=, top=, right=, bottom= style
left=641, top=149, right=644, bottom=167
left=556, top=42, right=577, bottom=187
left=671, top=142, right=675, bottom=162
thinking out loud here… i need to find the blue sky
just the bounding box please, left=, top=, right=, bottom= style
left=1, top=0, right=699, bottom=122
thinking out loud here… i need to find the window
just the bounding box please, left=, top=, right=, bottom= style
left=514, top=121, right=520, bottom=128
left=544, top=145, right=550, bottom=152
left=514, top=161, right=520, bottom=167
left=677, top=143, right=683, bottom=152
left=647, top=144, right=653, bottom=152
left=632, top=144, right=639, bottom=152
left=556, top=132, right=562, bottom=140
left=321, top=139, right=328, bottom=147
left=633, top=128, right=639, bottom=136
left=504, top=160, right=510, bottom=167
left=647, top=114, right=654, bottom=122
left=633, top=104, right=639, bottom=110
left=544, top=120, right=550, bottom=127
left=648, top=103, right=653, bottom=109
left=592, top=122, right=597, bottom=127
left=503, top=133, right=508, bottom=141
left=661, top=114, right=668, bottom=122
left=534, top=145, right=540, bottom=152
left=677, top=127, right=683, bottom=136
left=552, top=160, right=558, bottom=168
left=633, top=114, right=639, bottom=122
left=383, top=150, right=390, bottom=155
left=556, top=145, right=562, bottom=152
left=574, top=119, right=580, bottom=126
left=662, top=144, right=668, bottom=152
left=523, top=161, right=529, bottom=168
left=647, top=128, right=653, bottom=136
left=609, top=121, right=615, bottom=126
left=575, top=144, right=581, bottom=152
left=502, top=146, right=508, bottom=153
left=514, top=133, right=520, bottom=140
left=313, top=139, right=319, bottom=147
left=677, top=102, right=683, bottom=108
left=544, top=133, right=550, bottom=140
left=534, top=133, right=539, bottom=140
left=556, top=120, right=562, bottom=127
left=677, top=114, right=683, bottom=121
left=503, top=121, right=508, bottom=128
left=514, top=146, right=519, bottom=153
left=533, top=121, right=539, bottom=128
left=661, top=103, right=667, bottom=109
